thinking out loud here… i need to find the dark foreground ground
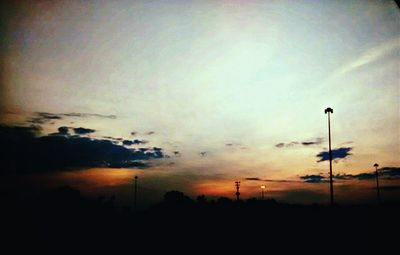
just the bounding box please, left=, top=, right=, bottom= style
left=1, top=186, right=398, bottom=254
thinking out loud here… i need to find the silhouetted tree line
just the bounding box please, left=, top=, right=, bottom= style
left=1, top=186, right=399, bottom=254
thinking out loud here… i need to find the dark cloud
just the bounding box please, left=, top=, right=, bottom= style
left=316, top=147, right=352, bottom=162
left=131, top=132, right=137, bottom=136
left=62, top=113, right=116, bottom=119
left=276, top=138, right=323, bottom=148
left=73, top=127, right=95, bottom=135
left=300, top=175, right=327, bottom=183
left=133, top=139, right=148, bottom=145
left=275, top=141, right=299, bottom=148
left=122, top=139, right=147, bottom=146
left=103, top=136, right=123, bottom=141
left=0, top=125, right=164, bottom=173
left=28, top=112, right=116, bottom=124
left=58, top=126, right=69, bottom=135
left=334, top=167, right=400, bottom=181
left=29, top=112, right=62, bottom=124
left=147, top=131, right=155, bottom=135
left=352, top=173, right=375, bottom=180
left=333, top=174, right=353, bottom=180
left=381, top=167, right=400, bottom=178
left=123, top=140, right=134, bottom=146
left=245, top=177, right=261, bottom=181
left=199, top=151, right=207, bottom=157
left=301, top=138, right=323, bottom=146
left=225, top=143, right=243, bottom=148
left=174, top=151, right=181, bottom=157
left=301, top=167, right=400, bottom=183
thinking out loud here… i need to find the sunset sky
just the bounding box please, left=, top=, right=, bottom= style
left=1, top=0, right=399, bottom=207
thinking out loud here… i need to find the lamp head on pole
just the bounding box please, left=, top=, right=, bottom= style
left=134, top=175, right=138, bottom=180
left=374, top=163, right=379, bottom=168
left=324, top=107, right=333, bottom=114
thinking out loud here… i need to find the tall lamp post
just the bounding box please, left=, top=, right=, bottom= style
left=325, top=107, right=334, bottom=206
left=374, top=163, right=381, bottom=204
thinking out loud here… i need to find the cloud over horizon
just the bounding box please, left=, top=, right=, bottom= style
left=0, top=125, right=164, bottom=173
left=299, top=167, right=400, bottom=183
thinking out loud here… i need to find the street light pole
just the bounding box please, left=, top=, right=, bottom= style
left=325, top=107, right=334, bottom=206
left=374, top=163, right=380, bottom=204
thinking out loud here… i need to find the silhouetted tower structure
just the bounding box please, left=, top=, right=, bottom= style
left=374, top=163, right=381, bottom=204
left=235, top=181, right=241, bottom=201
left=325, top=107, right=334, bottom=206
left=134, top=175, right=138, bottom=211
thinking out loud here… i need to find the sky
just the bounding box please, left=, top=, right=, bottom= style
left=1, top=0, right=399, bottom=207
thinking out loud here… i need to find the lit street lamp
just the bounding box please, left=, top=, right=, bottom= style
left=261, top=185, right=266, bottom=200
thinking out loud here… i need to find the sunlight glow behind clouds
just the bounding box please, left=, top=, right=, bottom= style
left=1, top=0, right=399, bottom=182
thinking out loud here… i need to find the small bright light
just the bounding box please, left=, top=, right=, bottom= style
left=261, top=185, right=266, bottom=189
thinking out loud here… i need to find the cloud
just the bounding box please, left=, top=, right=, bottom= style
left=335, top=37, right=400, bottom=77
left=131, top=132, right=137, bottom=136
left=103, top=136, right=123, bottom=141
left=174, top=151, right=181, bottom=157
left=301, top=138, right=323, bottom=146
left=147, top=131, right=155, bottom=135
left=381, top=167, right=400, bottom=178
left=199, top=151, right=207, bottom=157
left=316, top=147, right=352, bottom=162
left=73, top=127, right=95, bottom=135
left=27, top=112, right=116, bottom=124
left=245, top=177, right=298, bottom=183
left=62, top=113, right=116, bottom=119
left=276, top=138, right=323, bottom=148
left=300, top=175, right=327, bottom=183
left=122, top=139, right=148, bottom=146
left=29, top=112, right=62, bottom=124
left=0, top=125, right=164, bottom=173
left=301, top=167, right=400, bottom=183
left=334, top=167, right=400, bottom=180
left=58, top=126, right=69, bottom=135
left=287, top=141, right=299, bottom=147
left=245, top=177, right=262, bottom=181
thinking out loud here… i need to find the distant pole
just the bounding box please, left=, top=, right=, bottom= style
left=134, top=175, right=138, bottom=211
left=261, top=185, right=266, bottom=200
left=374, top=163, right=381, bottom=204
left=325, top=107, right=334, bottom=206
left=235, top=181, right=241, bottom=201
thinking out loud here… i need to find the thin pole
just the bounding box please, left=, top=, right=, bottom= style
left=235, top=181, right=240, bottom=201
left=327, top=110, right=334, bottom=206
left=375, top=165, right=381, bottom=204
left=134, top=176, right=138, bottom=211
left=261, top=189, right=264, bottom=200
